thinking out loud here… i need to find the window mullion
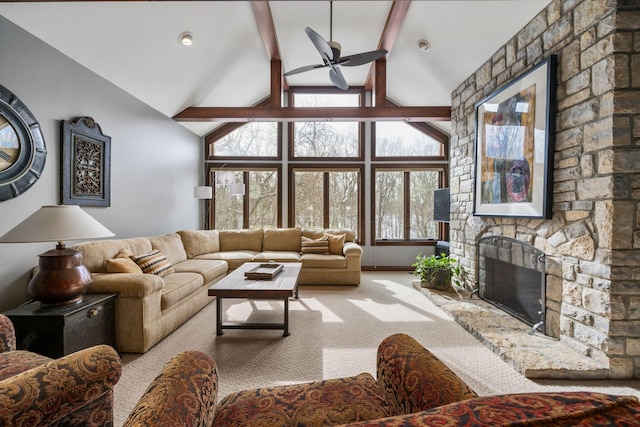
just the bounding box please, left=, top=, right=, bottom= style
left=404, top=171, right=411, bottom=241
left=323, top=172, right=330, bottom=229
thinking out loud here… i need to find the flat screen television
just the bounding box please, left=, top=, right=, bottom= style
left=433, top=188, right=450, bottom=222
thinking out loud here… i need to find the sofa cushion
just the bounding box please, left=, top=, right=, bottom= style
left=215, top=373, right=392, bottom=427
left=253, top=251, right=301, bottom=263
left=177, top=230, right=220, bottom=258
left=149, top=234, right=188, bottom=265
left=161, top=272, right=204, bottom=310
left=303, top=228, right=356, bottom=243
left=131, top=250, right=175, bottom=277
left=196, top=251, right=258, bottom=270
left=105, top=257, right=143, bottom=274
left=0, top=351, right=52, bottom=381
left=74, top=237, right=152, bottom=273
left=172, top=259, right=228, bottom=285
left=300, top=254, right=347, bottom=269
left=343, top=392, right=640, bottom=426
left=301, top=236, right=330, bottom=254
left=219, top=229, right=263, bottom=252
left=326, top=233, right=346, bottom=255
left=262, top=228, right=302, bottom=252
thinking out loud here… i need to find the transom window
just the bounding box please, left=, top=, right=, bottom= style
left=374, top=122, right=443, bottom=158
left=289, top=89, right=363, bottom=159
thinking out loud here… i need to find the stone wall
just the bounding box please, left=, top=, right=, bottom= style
left=449, top=0, right=640, bottom=379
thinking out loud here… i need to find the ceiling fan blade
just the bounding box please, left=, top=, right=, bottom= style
left=283, top=63, right=327, bottom=76
left=329, top=67, right=349, bottom=91
left=305, top=27, right=335, bottom=63
left=340, top=49, right=388, bottom=67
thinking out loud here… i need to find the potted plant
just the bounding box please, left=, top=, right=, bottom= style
left=412, top=252, right=463, bottom=291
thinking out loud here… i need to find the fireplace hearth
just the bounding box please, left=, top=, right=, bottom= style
left=477, top=236, right=545, bottom=335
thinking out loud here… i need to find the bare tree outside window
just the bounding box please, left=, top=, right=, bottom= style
left=410, top=171, right=439, bottom=238
left=214, top=122, right=278, bottom=157
left=248, top=170, right=278, bottom=229
left=294, top=171, right=324, bottom=229
left=292, top=94, right=359, bottom=158
left=214, top=172, right=244, bottom=230
left=375, top=171, right=403, bottom=239
left=374, top=169, right=440, bottom=241
left=375, top=122, right=442, bottom=157
left=293, top=169, right=360, bottom=238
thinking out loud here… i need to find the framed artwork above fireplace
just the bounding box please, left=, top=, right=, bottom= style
left=473, top=55, right=557, bottom=219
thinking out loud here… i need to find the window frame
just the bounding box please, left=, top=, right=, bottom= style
left=372, top=120, right=450, bottom=161
left=371, top=163, right=449, bottom=245
left=288, top=86, right=365, bottom=161
left=205, top=117, right=282, bottom=161
left=288, top=164, right=364, bottom=244
left=206, top=163, right=282, bottom=230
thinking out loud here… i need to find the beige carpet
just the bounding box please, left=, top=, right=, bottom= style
left=114, top=271, right=640, bottom=426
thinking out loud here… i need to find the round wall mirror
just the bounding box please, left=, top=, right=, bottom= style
left=0, top=84, right=47, bottom=202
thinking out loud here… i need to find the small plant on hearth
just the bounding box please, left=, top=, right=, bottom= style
left=412, top=252, right=463, bottom=290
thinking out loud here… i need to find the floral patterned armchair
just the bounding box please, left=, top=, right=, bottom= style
left=0, top=314, right=121, bottom=426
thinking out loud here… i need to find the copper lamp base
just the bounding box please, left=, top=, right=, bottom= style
left=28, top=244, right=92, bottom=306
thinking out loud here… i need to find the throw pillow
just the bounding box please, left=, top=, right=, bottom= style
left=130, top=249, right=175, bottom=277
left=106, top=257, right=143, bottom=274
left=325, top=233, right=346, bottom=255
left=300, top=236, right=330, bottom=254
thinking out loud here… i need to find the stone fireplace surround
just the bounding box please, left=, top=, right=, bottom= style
left=448, top=0, right=640, bottom=379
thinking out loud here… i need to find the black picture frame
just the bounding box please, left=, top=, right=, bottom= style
left=61, top=117, right=111, bottom=207
left=0, top=84, right=47, bottom=202
left=473, top=55, right=557, bottom=219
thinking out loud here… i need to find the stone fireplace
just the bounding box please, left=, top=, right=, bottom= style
left=448, top=0, right=640, bottom=379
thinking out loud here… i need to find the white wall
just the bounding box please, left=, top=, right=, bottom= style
left=0, top=16, right=202, bottom=311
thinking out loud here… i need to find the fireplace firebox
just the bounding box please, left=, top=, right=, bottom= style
left=476, top=236, right=546, bottom=335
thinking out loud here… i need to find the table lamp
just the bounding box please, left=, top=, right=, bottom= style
left=0, top=205, right=114, bottom=305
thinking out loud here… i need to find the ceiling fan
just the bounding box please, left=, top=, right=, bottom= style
left=283, top=1, right=388, bottom=90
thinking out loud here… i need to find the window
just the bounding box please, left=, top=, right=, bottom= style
left=207, top=122, right=279, bottom=158
left=374, top=122, right=443, bottom=157
left=373, top=166, right=444, bottom=242
left=290, top=89, right=363, bottom=159
left=290, top=167, right=361, bottom=239
left=209, top=166, right=281, bottom=230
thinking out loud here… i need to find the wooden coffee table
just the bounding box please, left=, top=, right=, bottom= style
left=208, top=262, right=302, bottom=337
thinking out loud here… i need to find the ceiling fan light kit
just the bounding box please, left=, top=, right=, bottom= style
left=283, top=1, right=387, bottom=90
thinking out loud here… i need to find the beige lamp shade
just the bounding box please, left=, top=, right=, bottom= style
left=0, top=205, right=114, bottom=305
left=0, top=205, right=114, bottom=244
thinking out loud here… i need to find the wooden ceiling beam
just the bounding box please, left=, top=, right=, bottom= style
left=251, top=0, right=288, bottom=93
left=174, top=105, right=450, bottom=122
left=365, top=0, right=411, bottom=92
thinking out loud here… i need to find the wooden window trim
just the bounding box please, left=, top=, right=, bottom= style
left=206, top=163, right=282, bottom=230
left=288, top=164, right=364, bottom=244
left=288, top=87, right=365, bottom=161
left=371, top=164, right=447, bottom=244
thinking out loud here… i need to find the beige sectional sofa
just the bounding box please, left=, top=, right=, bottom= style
left=74, top=228, right=362, bottom=353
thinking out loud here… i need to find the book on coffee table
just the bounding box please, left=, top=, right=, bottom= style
left=244, top=263, right=284, bottom=280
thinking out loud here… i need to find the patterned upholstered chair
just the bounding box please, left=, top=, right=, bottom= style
left=0, top=314, right=122, bottom=426
left=123, top=333, right=640, bottom=426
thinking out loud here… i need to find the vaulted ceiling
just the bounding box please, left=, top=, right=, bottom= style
left=0, top=1, right=550, bottom=136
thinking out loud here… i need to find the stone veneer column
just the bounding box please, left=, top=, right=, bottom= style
left=449, top=0, right=640, bottom=379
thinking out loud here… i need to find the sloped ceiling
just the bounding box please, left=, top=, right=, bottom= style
left=0, top=1, right=550, bottom=136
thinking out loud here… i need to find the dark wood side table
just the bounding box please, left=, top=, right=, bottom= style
left=3, top=293, right=117, bottom=358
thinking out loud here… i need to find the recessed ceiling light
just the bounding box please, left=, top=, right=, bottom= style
left=417, top=39, right=430, bottom=52
left=179, top=32, right=193, bottom=46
